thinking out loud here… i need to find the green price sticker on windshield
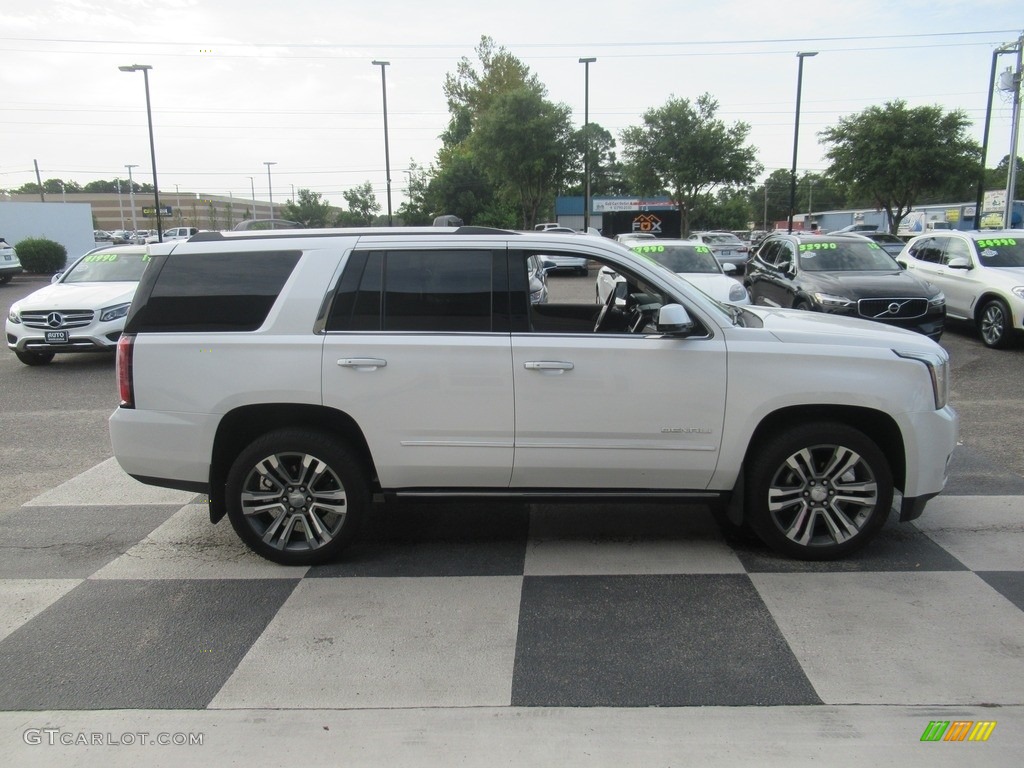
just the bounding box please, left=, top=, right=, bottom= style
left=799, top=242, right=837, bottom=251
left=631, top=245, right=665, bottom=254
left=978, top=238, right=1016, bottom=248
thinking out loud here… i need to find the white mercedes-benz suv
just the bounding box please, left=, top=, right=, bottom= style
left=6, top=244, right=150, bottom=366
left=109, top=227, right=958, bottom=565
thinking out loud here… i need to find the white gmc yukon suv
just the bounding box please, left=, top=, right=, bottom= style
left=109, top=227, right=958, bottom=565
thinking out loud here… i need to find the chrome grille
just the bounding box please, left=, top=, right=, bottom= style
left=857, top=297, right=928, bottom=321
left=21, top=309, right=95, bottom=329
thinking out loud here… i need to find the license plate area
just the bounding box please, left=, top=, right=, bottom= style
left=45, top=330, right=69, bottom=344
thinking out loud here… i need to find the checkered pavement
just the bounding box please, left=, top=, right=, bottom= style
left=1, top=447, right=1023, bottom=765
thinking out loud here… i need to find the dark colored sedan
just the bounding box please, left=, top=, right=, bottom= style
left=745, top=232, right=945, bottom=340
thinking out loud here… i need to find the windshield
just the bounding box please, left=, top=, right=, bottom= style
left=974, top=236, right=1024, bottom=268
left=630, top=243, right=721, bottom=273
left=797, top=240, right=899, bottom=272
left=63, top=249, right=151, bottom=283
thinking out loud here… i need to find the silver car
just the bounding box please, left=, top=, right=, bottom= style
left=686, top=231, right=750, bottom=273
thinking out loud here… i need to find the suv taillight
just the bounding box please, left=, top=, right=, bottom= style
left=117, top=334, right=135, bottom=408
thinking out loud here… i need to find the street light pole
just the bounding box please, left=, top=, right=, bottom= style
left=372, top=60, right=393, bottom=226
left=788, top=51, right=818, bottom=234
left=119, top=64, right=162, bottom=242
left=125, top=164, right=139, bottom=239
left=248, top=176, right=256, bottom=221
left=264, top=162, right=276, bottom=220
left=579, top=57, right=597, bottom=233
left=115, top=178, right=125, bottom=231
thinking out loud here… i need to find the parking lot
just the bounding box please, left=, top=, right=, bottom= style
left=1, top=271, right=1023, bottom=765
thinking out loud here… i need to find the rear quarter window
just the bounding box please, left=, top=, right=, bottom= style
left=125, top=250, right=301, bottom=332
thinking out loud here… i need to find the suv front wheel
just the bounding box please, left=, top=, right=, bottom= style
left=225, top=428, right=367, bottom=565
left=978, top=297, right=1014, bottom=349
left=745, top=423, right=893, bottom=560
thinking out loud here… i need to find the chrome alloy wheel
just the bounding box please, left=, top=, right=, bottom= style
left=766, top=443, right=879, bottom=549
left=239, top=451, right=348, bottom=553
left=979, top=299, right=1010, bottom=348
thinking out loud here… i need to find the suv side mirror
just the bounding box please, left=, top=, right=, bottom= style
left=656, top=303, right=695, bottom=336
left=947, top=257, right=971, bottom=270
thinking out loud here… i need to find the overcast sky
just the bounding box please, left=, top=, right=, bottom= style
left=0, top=1, right=1021, bottom=210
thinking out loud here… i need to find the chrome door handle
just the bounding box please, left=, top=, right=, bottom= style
left=524, top=361, right=574, bottom=372
left=338, top=358, right=387, bottom=370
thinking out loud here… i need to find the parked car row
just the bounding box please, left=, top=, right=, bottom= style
left=6, top=229, right=1022, bottom=371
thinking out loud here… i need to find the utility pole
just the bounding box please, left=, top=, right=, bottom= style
left=1004, top=32, right=1023, bottom=229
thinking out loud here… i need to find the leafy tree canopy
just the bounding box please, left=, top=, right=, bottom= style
left=281, top=188, right=336, bottom=228
left=472, top=87, right=575, bottom=229
left=335, top=181, right=381, bottom=226
left=819, top=100, right=979, bottom=233
left=620, top=93, right=762, bottom=234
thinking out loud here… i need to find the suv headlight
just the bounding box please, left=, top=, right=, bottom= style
left=811, top=292, right=855, bottom=309
left=894, top=349, right=949, bottom=410
left=8, top=307, right=21, bottom=324
left=99, top=303, right=131, bottom=323
left=928, top=291, right=945, bottom=308
left=1012, top=286, right=1024, bottom=301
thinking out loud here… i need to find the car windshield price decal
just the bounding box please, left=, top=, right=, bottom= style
left=978, top=238, right=1016, bottom=248
left=82, top=253, right=150, bottom=263
left=799, top=242, right=838, bottom=251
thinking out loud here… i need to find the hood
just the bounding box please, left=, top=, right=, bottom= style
left=743, top=305, right=940, bottom=350
left=800, top=269, right=936, bottom=299
left=13, top=281, right=138, bottom=311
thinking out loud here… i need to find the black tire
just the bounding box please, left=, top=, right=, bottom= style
left=745, top=422, right=893, bottom=560
left=15, top=349, right=55, bottom=366
left=978, top=298, right=1014, bottom=349
left=0, top=274, right=12, bottom=285
left=225, top=428, right=368, bottom=565
left=794, top=300, right=812, bottom=311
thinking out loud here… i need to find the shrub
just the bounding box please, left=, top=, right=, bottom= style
left=15, top=237, right=67, bottom=274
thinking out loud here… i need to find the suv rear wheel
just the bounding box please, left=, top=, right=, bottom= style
left=746, top=423, right=892, bottom=560
left=225, top=428, right=367, bottom=565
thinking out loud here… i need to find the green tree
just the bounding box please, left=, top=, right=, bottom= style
left=396, top=161, right=435, bottom=226
left=426, top=150, right=517, bottom=227
left=563, top=122, right=625, bottom=196
left=984, top=154, right=1024, bottom=191
left=433, top=36, right=560, bottom=228
left=819, top=100, right=979, bottom=234
left=335, top=181, right=381, bottom=226
left=472, top=87, right=575, bottom=228
left=620, top=94, right=762, bottom=235
left=281, top=188, right=335, bottom=228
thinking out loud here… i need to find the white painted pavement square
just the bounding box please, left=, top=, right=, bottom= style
left=23, top=457, right=198, bottom=507
left=751, top=571, right=1024, bottom=705
left=210, top=576, right=523, bottom=710
left=913, top=495, right=1024, bottom=571
left=0, top=579, right=81, bottom=643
